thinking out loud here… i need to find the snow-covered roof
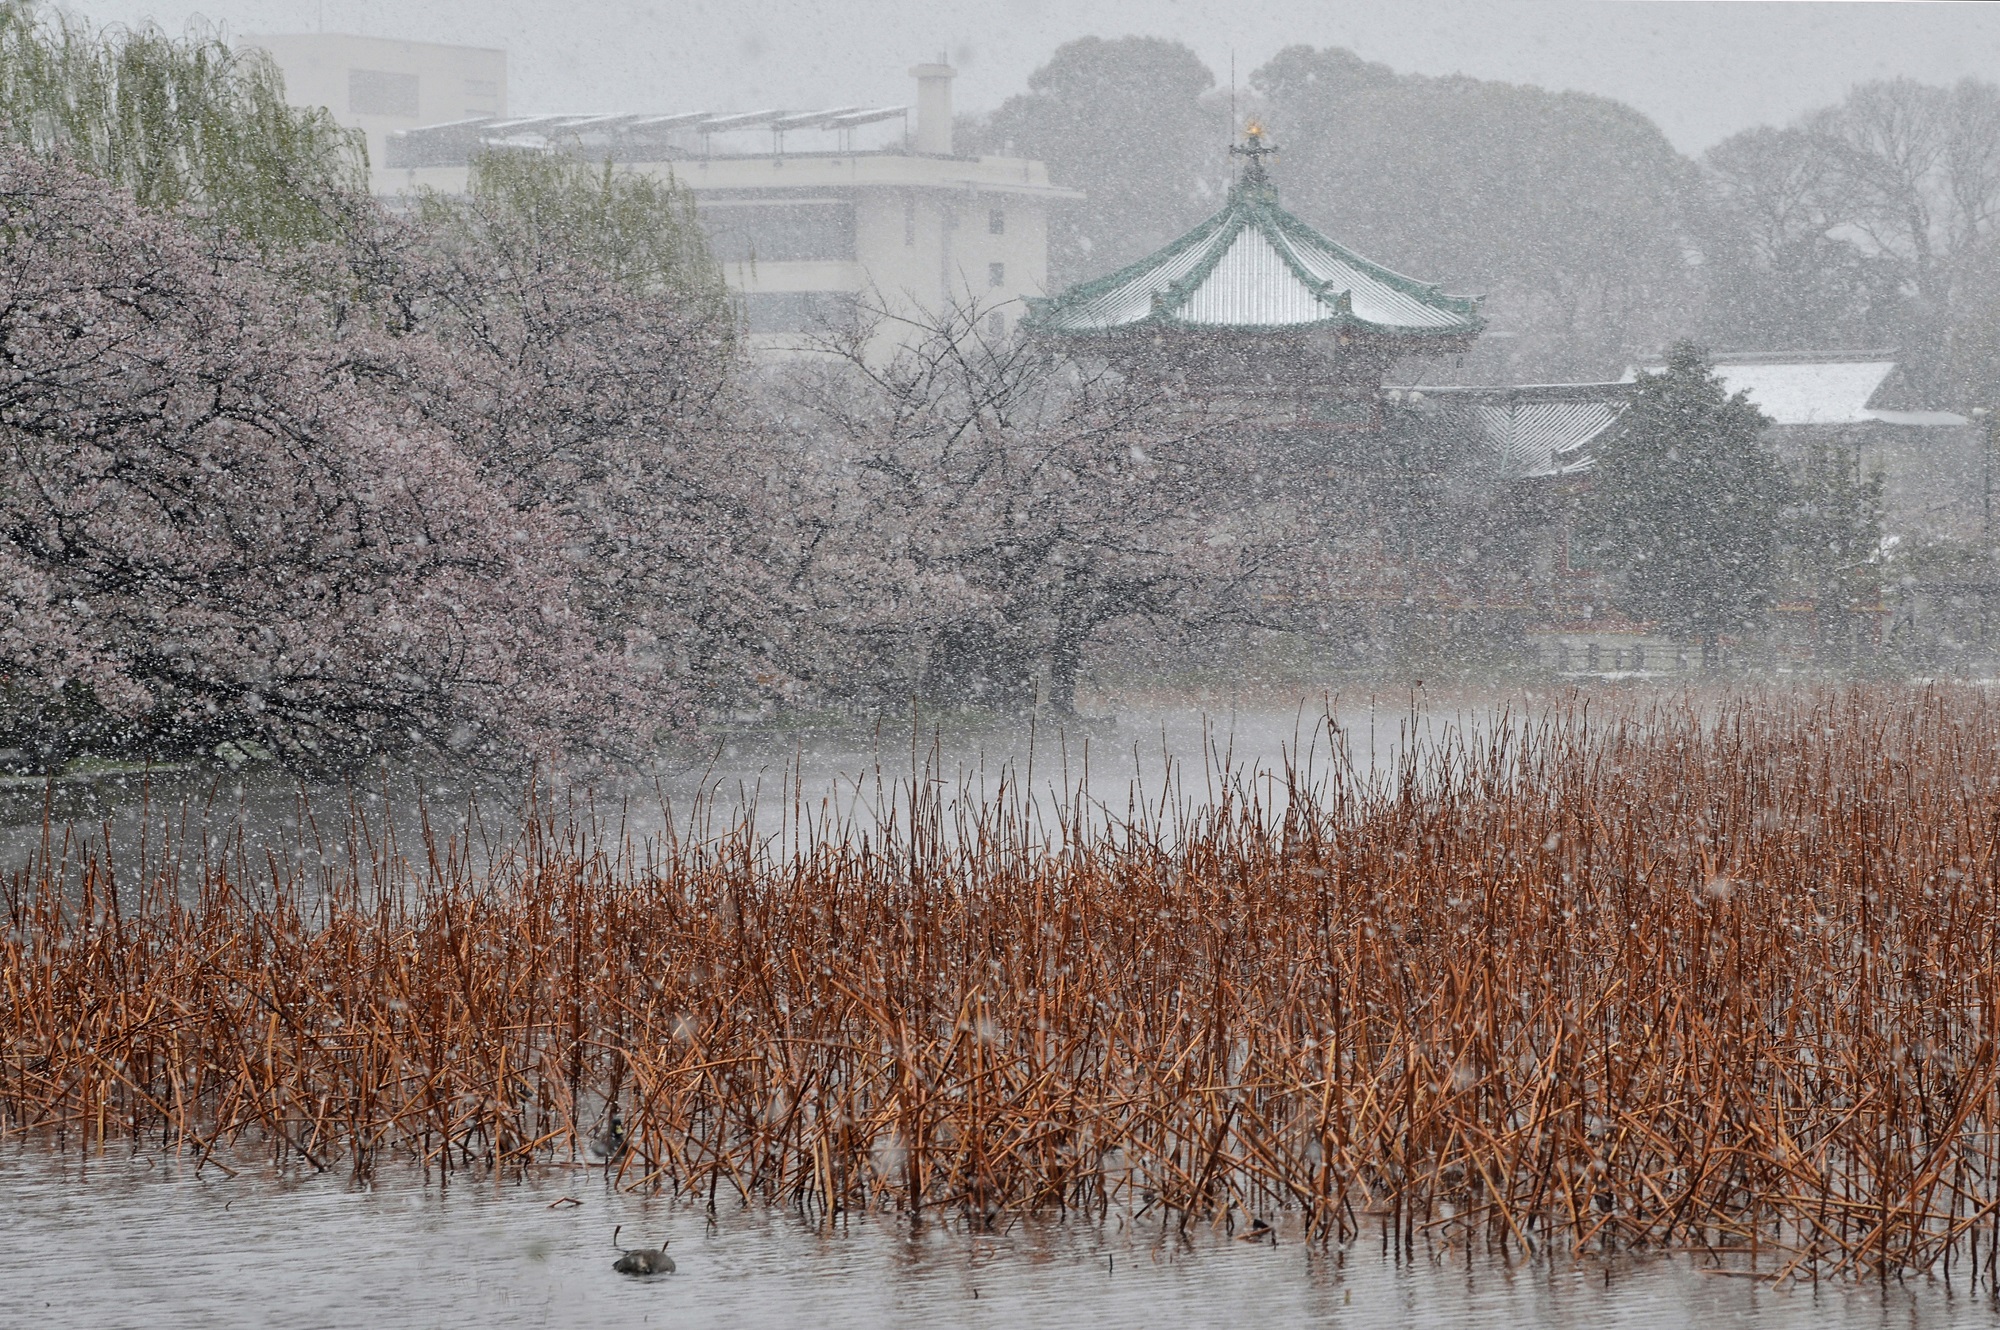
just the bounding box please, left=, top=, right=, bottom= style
left=1623, top=358, right=1969, bottom=427
left=1418, top=384, right=1625, bottom=480
left=1024, top=161, right=1481, bottom=339
left=1475, top=401, right=1615, bottom=478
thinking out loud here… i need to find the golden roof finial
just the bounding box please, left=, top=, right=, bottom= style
left=1229, top=122, right=1277, bottom=187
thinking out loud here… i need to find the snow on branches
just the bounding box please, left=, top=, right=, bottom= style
left=0, top=147, right=654, bottom=767
left=326, top=169, right=774, bottom=720
left=767, top=302, right=1270, bottom=714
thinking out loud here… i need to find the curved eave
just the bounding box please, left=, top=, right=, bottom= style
left=1259, top=202, right=1483, bottom=321
left=1024, top=187, right=1485, bottom=340
left=1021, top=304, right=1486, bottom=341
left=1033, top=210, right=1238, bottom=310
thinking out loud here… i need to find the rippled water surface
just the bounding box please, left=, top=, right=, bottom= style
left=0, top=690, right=1475, bottom=870
left=0, top=1153, right=1985, bottom=1329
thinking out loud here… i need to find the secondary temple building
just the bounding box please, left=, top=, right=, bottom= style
left=1024, top=125, right=1982, bottom=673
left=1627, top=352, right=1977, bottom=543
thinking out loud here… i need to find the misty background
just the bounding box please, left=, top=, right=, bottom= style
left=61, top=0, right=2000, bottom=153
left=57, top=0, right=2000, bottom=392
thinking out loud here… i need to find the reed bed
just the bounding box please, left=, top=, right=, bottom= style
left=6, top=687, right=2000, bottom=1284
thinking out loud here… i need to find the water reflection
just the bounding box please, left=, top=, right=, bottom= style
left=0, top=688, right=1490, bottom=872
left=0, top=1151, right=1982, bottom=1329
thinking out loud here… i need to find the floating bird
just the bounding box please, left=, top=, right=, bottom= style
left=586, top=1106, right=626, bottom=1166
left=1238, top=1216, right=1275, bottom=1243
left=611, top=1225, right=675, bottom=1276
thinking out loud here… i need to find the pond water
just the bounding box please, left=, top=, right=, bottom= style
left=23, top=684, right=1904, bottom=1329
left=0, top=1151, right=1982, bottom=1329
left=0, top=686, right=1510, bottom=872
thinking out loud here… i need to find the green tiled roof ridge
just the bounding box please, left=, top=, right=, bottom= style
left=1023, top=175, right=1483, bottom=335
left=1021, top=200, right=1239, bottom=323
left=1260, top=197, right=1482, bottom=320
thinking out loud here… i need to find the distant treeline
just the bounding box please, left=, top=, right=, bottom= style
left=963, top=37, right=2000, bottom=404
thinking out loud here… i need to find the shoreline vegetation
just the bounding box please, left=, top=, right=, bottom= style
left=6, top=686, right=2000, bottom=1287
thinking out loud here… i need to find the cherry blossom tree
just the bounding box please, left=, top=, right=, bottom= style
left=769, top=302, right=1276, bottom=714
left=0, top=147, right=652, bottom=769
left=325, top=153, right=784, bottom=716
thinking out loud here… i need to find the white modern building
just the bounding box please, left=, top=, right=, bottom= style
left=240, top=33, right=507, bottom=187
left=247, top=37, right=1076, bottom=357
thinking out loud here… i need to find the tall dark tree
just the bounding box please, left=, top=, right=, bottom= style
left=1695, top=126, right=1903, bottom=353
left=964, top=36, right=1226, bottom=284
left=1580, top=343, right=1787, bottom=663
left=1249, top=45, right=1697, bottom=381
left=1783, top=443, right=1884, bottom=665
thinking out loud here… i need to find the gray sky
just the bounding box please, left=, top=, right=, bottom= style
left=61, top=0, right=2000, bottom=152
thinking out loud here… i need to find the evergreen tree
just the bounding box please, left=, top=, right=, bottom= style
left=1785, top=443, right=1884, bottom=666
left=1581, top=342, right=1786, bottom=663
left=966, top=37, right=1224, bottom=285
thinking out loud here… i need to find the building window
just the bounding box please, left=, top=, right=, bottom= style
left=988, top=207, right=1005, bottom=235
left=700, top=201, right=857, bottom=262
left=738, top=291, right=857, bottom=334
left=349, top=69, right=420, bottom=117
left=985, top=311, right=1006, bottom=338
left=988, top=262, right=1005, bottom=288
left=904, top=196, right=916, bottom=247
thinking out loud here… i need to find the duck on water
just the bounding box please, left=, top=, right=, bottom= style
left=612, top=1226, right=674, bottom=1276
left=585, top=1107, right=626, bottom=1167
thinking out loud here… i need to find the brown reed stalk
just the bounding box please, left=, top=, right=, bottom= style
left=7, top=687, right=2000, bottom=1281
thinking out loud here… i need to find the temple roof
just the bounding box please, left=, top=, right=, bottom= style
left=1024, top=138, right=1482, bottom=339
left=1622, top=355, right=1969, bottom=427
left=1418, top=383, right=1627, bottom=479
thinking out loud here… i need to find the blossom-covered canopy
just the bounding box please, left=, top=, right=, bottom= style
left=1024, top=130, right=1483, bottom=341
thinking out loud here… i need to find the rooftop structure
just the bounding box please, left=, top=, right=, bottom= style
left=1024, top=126, right=1481, bottom=432
left=239, top=33, right=506, bottom=192
left=1415, top=383, right=1627, bottom=480
left=369, top=60, right=1076, bottom=358
left=1623, top=352, right=1969, bottom=428
left=385, top=105, right=916, bottom=168
left=1026, top=137, right=1481, bottom=341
